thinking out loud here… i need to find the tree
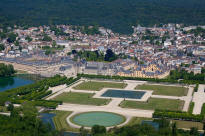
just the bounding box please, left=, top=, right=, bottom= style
left=7, top=103, right=14, bottom=111
left=190, top=127, right=199, bottom=135
left=42, top=34, right=52, bottom=41
left=0, top=32, right=6, bottom=39
left=0, top=44, right=5, bottom=51
left=0, top=63, right=15, bottom=77
left=25, top=36, right=32, bottom=42
left=172, top=122, right=177, bottom=136
left=104, top=49, right=117, bottom=62
left=79, top=126, right=88, bottom=136
left=91, top=125, right=106, bottom=135
left=7, top=33, right=18, bottom=43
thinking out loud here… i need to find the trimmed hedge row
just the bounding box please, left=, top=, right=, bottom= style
left=0, top=75, right=80, bottom=109
left=153, top=110, right=204, bottom=122
left=78, top=74, right=204, bottom=84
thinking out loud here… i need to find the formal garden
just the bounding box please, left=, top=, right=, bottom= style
left=73, top=81, right=127, bottom=91
left=53, top=92, right=110, bottom=106
left=120, top=98, right=184, bottom=111
left=135, top=84, right=188, bottom=96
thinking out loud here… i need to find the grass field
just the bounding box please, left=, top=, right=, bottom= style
left=172, top=120, right=203, bottom=130
left=135, top=84, right=188, bottom=96
left=73, top=81, right=127, bottom=91
left=120, top=98, right=184, bottom=111
left=50, top=110, right=79, bottom=132
left=53, top=92, right=110, bottom=106
left=126, top=117, right=153, bottom=126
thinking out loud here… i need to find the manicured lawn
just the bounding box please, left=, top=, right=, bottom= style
left=120, top=98, right=184, bottom=111
left=73, top=81, right=127, bottom=91
left=53, top=92, right=110, bottom=106
left=50, top=110, right=79, bottom=132
left=126, top=117, right=153, bottom=126
left=172, top=120, right=203, bottom=130
left=135, top=84, right=188, bottom=96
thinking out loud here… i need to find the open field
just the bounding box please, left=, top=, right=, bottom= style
left=120, top=98, right=184, bottom=111
left=172, top=120, right=203, bottom=130
left=50, top=110, right=79, bottom=132
left=73, top=81, right=127, bottom=91
left=135, top=84, right=188, bottom=96
left=53, top=92, right=110, bottom=106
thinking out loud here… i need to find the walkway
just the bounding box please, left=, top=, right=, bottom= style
left=46, top=80, right=84, bottom=100
left=193, top=84, right=205, bottom=114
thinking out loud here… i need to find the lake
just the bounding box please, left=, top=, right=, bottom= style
left=0, top=76, right=34, bottom=92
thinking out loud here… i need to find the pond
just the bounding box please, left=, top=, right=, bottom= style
left=40, top=113, right=90, bottom=136
left=71, top=112, right=125, bottom=127
left=0, top=76, right=34, bottom=92
left=101, top=89, right=145, bottom=99
left=141, top=120, right=159, bottom=130
left=40, top=113, right=56, bottom=129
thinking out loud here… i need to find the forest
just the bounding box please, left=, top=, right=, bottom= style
left=0, top=0, right=205, bottom=34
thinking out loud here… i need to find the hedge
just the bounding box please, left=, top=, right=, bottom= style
left=78, top=74, right=204, bottom=84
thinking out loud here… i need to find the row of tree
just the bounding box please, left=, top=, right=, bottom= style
left=80, top=118, right=204, bottom=136
left=0, top=63, right=15, bottom=77
left=78, top=73, right=205, bottom=84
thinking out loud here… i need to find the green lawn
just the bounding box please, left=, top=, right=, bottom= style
left=53, top=92, right=110, bottom=106
left=73, top=81, right=127, bottom=91
left=126, top=117, right=153, bottom=126
left=50, top=110, right=79, bottom=132
left=120, top=98, right=184, bottom=111
left=172, top=120, right=203, bottom=130
left=135, top=84, right=188, bottom=96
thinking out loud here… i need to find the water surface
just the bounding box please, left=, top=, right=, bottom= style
left=72, top=112, right=124, bottom=127
left=0, top=76, right=34, bottom=92
left=101, top=89, right=145, bottom=99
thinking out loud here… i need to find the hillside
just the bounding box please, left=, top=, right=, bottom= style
left=0, top=0, right=205, bottom=34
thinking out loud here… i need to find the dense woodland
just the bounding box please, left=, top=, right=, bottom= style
left=0, top=63, right=15, bottom=77
left=0, top=102, right=58, bottom=136
left=0, top=0, right=205, bottom=34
